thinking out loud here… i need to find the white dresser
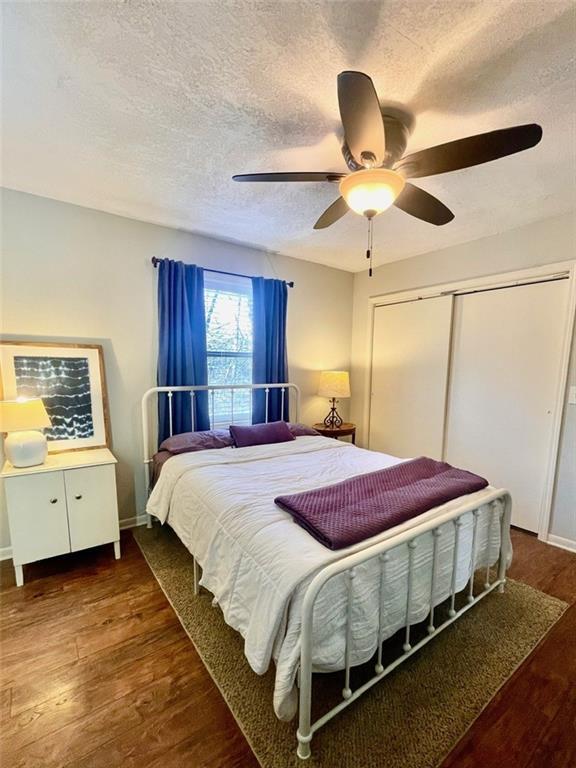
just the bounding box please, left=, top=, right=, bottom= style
left=1, top=448, right=120, bottom=586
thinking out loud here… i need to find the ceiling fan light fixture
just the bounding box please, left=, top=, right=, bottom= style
left=339, top=169, right=405, bottom=217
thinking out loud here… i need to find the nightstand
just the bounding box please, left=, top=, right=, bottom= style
left=1, top=448, right=121, bottom=586
left=313, top=423, right=356, bottom=444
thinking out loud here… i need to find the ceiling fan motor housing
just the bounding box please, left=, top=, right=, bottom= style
left=341, top=112, right=411, bottom=171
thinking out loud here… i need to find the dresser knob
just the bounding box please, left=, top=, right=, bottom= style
left=75, top=494, right=83, bottom=500
left=49, top=498, right=58, bottom=504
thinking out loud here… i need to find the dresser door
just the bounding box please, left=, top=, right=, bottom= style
left=5, top=472, right=71, bottom=565
left=65, top=464, right=120, bottom=552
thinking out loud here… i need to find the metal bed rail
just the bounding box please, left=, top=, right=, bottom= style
left=296, top=488, right=512, bottom=759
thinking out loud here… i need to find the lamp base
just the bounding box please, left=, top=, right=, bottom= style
left=323, top=399, right=343, bottom=429
left=4, top=431, right=48, bottom=468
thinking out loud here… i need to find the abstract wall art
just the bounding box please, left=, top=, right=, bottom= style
left=0, top=342, right=110, bottom=452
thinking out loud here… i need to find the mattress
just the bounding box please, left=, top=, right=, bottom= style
left=147, top=435, right=508, bottom=720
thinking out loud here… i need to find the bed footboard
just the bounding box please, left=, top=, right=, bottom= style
left=296, top=489, right=512, bottom=760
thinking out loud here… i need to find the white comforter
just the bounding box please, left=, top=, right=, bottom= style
left=147, top=436, right=507, bottom=720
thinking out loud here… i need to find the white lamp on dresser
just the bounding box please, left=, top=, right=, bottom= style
left=0, top=442, right=121, bottom=587
left=0, top=398, right=51, bottom=467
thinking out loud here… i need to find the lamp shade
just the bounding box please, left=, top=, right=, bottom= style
left=318, top=371, right=351, bottom=399
left=0, top=398, right=51, bottom=432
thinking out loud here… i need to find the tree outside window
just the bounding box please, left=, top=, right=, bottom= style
left=204, top=273, right=253, bottom=426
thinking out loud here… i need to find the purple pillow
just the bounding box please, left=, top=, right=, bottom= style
left=229, top=421, right=295, bottom=448
left=159, top=429, right=233, bottom=455
left=288, top=423, right=321, bottom=437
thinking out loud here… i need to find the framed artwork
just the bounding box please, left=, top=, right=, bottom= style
left=0, top=341, right=111, bottom=453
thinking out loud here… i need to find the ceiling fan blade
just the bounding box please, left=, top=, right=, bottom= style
left=396, top=124, right=542, bottom=179
left=394, top=183, right=454, bottom=225
left=337, top=71, right=386, bottom=167
left=232, top=172, right=345, bottom=183
left=313, top=196, right=350, bottom=229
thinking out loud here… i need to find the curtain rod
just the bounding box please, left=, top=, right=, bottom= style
left=151, top=257, right=294, bottom=287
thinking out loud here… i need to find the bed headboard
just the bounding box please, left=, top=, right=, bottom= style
left=141, top=383, right=301, bottom=486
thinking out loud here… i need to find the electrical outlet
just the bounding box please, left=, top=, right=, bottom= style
left=569, top=386, right=576, bottom=406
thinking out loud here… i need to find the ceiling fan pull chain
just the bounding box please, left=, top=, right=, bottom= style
left=367, top=216, right=374, bottom=277
left=366, top=216, right=372, bottom=259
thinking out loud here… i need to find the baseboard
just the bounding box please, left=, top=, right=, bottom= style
left=119, top=514, right=149, bottom=531
left=0, top=545, right=13, bottom=562
left=546, top=533, right=576, bottom=554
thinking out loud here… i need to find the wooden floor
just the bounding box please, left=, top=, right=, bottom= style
left=0, top=528, right=574, bottom=768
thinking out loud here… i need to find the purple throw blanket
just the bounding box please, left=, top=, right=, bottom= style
left=274, top=457, right=488, bottom=550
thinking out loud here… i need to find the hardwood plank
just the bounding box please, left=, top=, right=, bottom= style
left=74, top=590, right=176, bottom=658
left=507, top=529, right=576, bottom=602
left=3, top=637, right=189, bottom=751
left=1, top=564, right=172, bottom=689
left=144, top=728, right=258, bottom=768
left=70, top=658, right=258, bottom=768
left=4, top=647, right=201, bottom=768
left=525, top=684, right=576, bottom=768
left=0, top=635, right=78, bottom=689
left=10, top=623, right=183, bottom=716
left=0, top=687, right=12, bottom=722
left=1, top=581, right=162, bottom=656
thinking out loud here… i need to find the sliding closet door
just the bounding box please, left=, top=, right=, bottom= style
left=444, top=280, right=570, bottom=532
left=369, top=296, right=453, bottom=459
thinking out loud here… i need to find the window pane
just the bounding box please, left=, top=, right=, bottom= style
left=207, top=356, right=252, bottom=426
left=204, top=273, right=253, bottom=426
left=207, top=354, right=252, bottom=386
left=205, top=283, right=252, bottom=355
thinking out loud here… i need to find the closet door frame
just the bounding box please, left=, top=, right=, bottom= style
left=364, top=260, right=576, bottom=543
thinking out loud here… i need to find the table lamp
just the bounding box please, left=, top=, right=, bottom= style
left=318, top=370, right=351, bottom=429
left=0, top=398, right=52, bottom=468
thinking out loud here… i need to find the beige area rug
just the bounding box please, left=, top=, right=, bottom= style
left=134, top=525, right=566, bottom=768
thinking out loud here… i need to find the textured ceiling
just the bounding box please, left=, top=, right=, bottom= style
left=2, top=0, right=575, bottom=272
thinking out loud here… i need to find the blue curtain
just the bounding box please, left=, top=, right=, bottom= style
left=252, top=277, right=289, bottom=423
left=157, top=258, right=210, bottom=443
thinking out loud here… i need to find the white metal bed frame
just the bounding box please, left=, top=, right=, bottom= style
left=141, top=382, right=512, bottom=761
left=141, top=381, right=300, bottom=496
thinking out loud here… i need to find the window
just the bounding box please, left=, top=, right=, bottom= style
left=204, top=272, right=253, bottom=426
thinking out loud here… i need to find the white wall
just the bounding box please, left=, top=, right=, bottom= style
left=351, top=212, right=576, bottom=544
left=2, top=190, right=573, bottom=553
left=0, top=189, right=353, bottom=550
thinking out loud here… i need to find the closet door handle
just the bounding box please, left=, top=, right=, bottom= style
left=75, top=494, right=83, bottom=500
left=49, top=498, right=58, bottom=504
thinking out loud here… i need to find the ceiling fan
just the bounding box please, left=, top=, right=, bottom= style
left=232, top=71, right=543, bottom=238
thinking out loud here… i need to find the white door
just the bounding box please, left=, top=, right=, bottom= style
left=444, top=279, right=570, bottom=532
left=65, top=464, right=119, bottom=551
left=5, top=472, right=71, bottom=564
left=369, top=295, right=453, bottom=459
